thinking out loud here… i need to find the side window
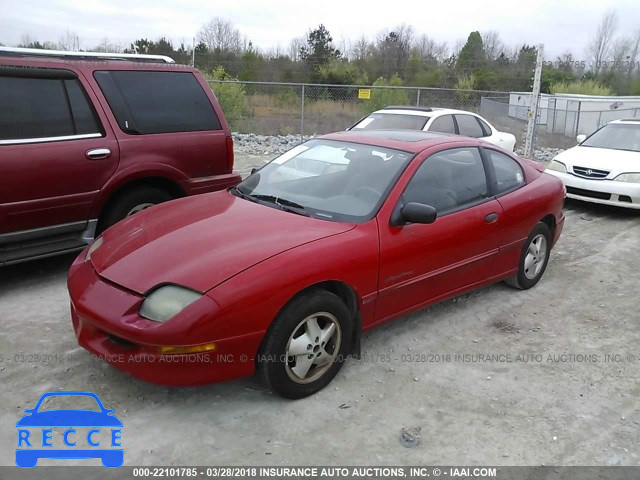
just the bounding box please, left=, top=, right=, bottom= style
left=476, top=117, right=493, bottom=137
left=64, top=79, right=102, bottom=135
left=94, top=71, right=222, bottom=134
left=428, top=115, right=456, bottom=134
left=403, top=147, right=488, bottom=214
left=0, top=74, right=101, bottom=142
left=485, top=149, right=525, bottom=194
left=0, top=75, right=74, bottom=140
left=454, top=114, right=484, bottom=138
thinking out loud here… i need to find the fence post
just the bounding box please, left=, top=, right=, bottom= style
left=300, top=84, right=305, bottom=142
left=523, top=43, right=544, bottom=158
left=416, top=88, right=421, bottom=107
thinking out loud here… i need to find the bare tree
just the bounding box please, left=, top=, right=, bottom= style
left=198, top=17, right=243, bottom=53
left=352, top=35, right=372, bottom=62
left=58, top=29, right=81, bottom=51
left=481, top=31, right=502, bottom=60
left=19, top=33, right=35, bottom=47
left=414, top=34, right=447, bottom=62
left=587, top=10, right=618, bottom=74
left=626, top=29, right=640, bottom=80
left=288, top=36, right=305, bottom=61
left=610, top=38, right=631, bottom=72
left=93, top=37, right=123, bottom=53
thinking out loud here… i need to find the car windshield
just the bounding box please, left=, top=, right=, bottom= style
left=36, top=395, right=102, bottom=412
left=352, top=113, right=429, bottom=130
left=581, top=123, right=640, bottom=153
left=234, top=139, right=414, bottom=222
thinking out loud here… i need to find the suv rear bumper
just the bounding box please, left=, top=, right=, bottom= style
left=185, top=173, right=242, bottom=195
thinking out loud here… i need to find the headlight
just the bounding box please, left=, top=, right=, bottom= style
left=140, top=285, right=202, bottom=323
left=614, top=173, right=640, bottom=183
left=546, top=160, right=567, bottom=173
left=85, top=237, right=103, bottom=262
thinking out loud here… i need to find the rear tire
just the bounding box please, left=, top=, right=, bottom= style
left=99, top=186, right=173, bottom=232
left=505, top=222, right=552, bottom=290
left=259, top=290, right=352, bottom=399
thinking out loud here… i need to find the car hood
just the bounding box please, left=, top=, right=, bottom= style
left=16, top=410, right=122, bottom=427
left=91, top=191, right=355, bottom=294
left=555, top=146, right=640, bottom=174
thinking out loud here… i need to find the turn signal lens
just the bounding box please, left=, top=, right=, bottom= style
left=157, top=343, right=217, bottom=355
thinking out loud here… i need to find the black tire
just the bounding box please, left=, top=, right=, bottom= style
left=505, top=222, right=552, bottom=290
left=259, top=290, right=352, bottom=399
left=99, top=186, right=173, bottom=232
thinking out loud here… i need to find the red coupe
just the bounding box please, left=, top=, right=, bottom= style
left=68, top=130, right=565, bottom=399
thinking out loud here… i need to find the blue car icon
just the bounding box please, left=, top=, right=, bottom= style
left=16, top=391, right=123, bottom=468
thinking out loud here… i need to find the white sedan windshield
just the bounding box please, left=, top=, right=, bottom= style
left=236, top=139, right=414, bottom=222
left=582, top=124, right=640, bottom=153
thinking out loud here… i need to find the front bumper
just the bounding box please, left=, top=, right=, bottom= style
left=68, top=254, right=261, bottom=386
left=546, top=170, right=640, bottom=209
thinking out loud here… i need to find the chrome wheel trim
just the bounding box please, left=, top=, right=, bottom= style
left=126, top=203, right=155, bottom=216
left=524, top=234, right=547, bottom=280
left=285, top=312, right=342, bottom=384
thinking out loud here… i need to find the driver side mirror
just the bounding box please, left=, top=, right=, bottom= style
left=576, top=134, right=586, bottom=144
left=394, top=202, right=437, bottom=226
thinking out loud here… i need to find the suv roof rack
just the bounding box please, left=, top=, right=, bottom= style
left=382, top=106, right=437, bottom=112
left=0, top=46, right=175, bottom=64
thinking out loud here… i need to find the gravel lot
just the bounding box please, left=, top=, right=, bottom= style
left=1, top=155, right=639, bottom=470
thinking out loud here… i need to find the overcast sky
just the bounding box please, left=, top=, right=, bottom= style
left=1, top=0, right=639, bottom=59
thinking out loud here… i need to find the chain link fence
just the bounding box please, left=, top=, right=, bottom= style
left=208, top=79, right=640, bottom=158
left=208, top=79, right=512, bottom=135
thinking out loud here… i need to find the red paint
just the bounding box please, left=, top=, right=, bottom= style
left=68, top=134, right=565, bottom=386
left=0, top=56, right=240, bottom=235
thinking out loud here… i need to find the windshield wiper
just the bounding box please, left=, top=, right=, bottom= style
left=230, top=186, right=259, bottom=203
left=250, top=194, right=311, bottom=217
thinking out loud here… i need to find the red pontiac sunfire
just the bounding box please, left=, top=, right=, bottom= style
left=69, top=130, right=565, bottom=399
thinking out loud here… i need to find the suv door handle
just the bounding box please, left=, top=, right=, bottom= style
left=86, top=148, right=111, bottom=160
left=484, top=212, right=499, bottom=223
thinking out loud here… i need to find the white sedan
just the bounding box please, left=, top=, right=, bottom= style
left=546, top=119, right=640, bottom=209
left=349, top=106, right=517, bottom=152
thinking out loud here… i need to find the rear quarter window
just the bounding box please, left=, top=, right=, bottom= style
left=94, top=70, right=221, bottom=134
left=454, top=114, right=485, bottom=138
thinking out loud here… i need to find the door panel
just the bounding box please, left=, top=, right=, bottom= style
left=375, top=146, right=502, bottom=321
left=0, top=72, right=119, bottom=234
left=0, top=136, right=119, bottom=233
left=377, top=199, right=502, bottom=320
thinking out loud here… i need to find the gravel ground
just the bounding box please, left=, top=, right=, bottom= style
left=1, top=165, right=639, bottom=472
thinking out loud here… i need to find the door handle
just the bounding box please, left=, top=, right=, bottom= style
left=86, top=148, right=111, bottom=160
left=484, top=212, right=499, bottom=223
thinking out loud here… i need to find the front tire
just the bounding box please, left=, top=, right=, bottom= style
left=259, top=290, right=352, bottom=399
left=505, top=222, right=552, bottom=290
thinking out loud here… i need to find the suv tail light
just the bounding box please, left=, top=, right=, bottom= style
left=226, top=136, right=234, bottom=173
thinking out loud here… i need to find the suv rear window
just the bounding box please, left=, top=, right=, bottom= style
left=0, top=74, right=101, bottom=141
left=353, top=113, right=429, bottom=131
left=94, top=71, right=221, bottom=135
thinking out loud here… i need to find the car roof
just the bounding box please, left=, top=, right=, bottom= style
left=371, top=107, right=477, bottom=117
left=319, top=129, right=480, bottom=153
left=611, top=118, right=640, bottom=124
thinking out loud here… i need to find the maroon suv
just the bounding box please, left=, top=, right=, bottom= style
left=0, top=48, right=241, bottom=265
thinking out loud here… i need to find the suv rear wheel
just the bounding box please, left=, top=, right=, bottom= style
left=100, top=186, right=173, bottom=232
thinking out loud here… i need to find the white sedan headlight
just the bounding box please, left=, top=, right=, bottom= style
left=546, top=160, right=567, bottom=173
left=614, top=173, right=640, bottom=183
left=140, top=285, right=202, bottom=323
